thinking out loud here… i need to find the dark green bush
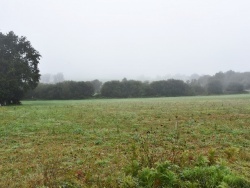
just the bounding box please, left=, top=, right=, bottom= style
left=121, top=160, right=250, bottom=188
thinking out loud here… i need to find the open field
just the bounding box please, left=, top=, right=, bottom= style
left=0, top=95, right=250, bottom=187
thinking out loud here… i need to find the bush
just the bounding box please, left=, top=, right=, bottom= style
left=121, top=159, right=250, bottom=188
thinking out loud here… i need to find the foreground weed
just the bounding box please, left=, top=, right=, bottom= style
left=122, top=159, right=250, bottom=188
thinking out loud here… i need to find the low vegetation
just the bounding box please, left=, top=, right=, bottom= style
left=0, top=95, right=250, bottom=187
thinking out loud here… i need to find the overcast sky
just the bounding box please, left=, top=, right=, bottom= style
left=1, top=0, right=250, bottom=81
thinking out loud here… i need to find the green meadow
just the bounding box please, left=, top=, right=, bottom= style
left=0, top=95, right=250, bottom=187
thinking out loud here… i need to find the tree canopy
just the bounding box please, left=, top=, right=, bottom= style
left=24, top=70, right=250, bottom=100
left=24, top=81, right=94, bottom=100
left=100, top=79, right=192, bottom=98
left=0, top=31, right=41, bottom=105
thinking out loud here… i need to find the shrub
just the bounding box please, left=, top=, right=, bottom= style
left=122, top=159, right=250, bottom=188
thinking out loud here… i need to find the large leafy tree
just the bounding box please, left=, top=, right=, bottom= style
left=0, top=31, right=41, bottom=105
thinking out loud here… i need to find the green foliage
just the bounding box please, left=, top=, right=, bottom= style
left=197, top=70, right=250, bottom=94
left=120, top=175, right=138, bottom=188
left=101, top=79, right=192, bottom=98
left=25, top=81, right=94, bottom=100
left=24, top=70, right=250, bottom=101
left=188, top=79, right=206, bottom=95
left=150, top=79, right=191, bottom=97
left=122, top=161, right=250, bottom=188
left=225, top=82, right=244, bottom=94
left=0, top=31, right=41, bottom=105
left=208, top=148, right=217, bottom=165
left=138, top=161, right=178, bottom=187
left=101, top=80, right=146, bottom=98
left=182, top=165, right=250, bottom=188
left=125, top=160, right=141, bottom=177
left=206, top=79, right=223, bottom=95
left=195, top=155, right=209, bottom=167
left=98, top=71, right=250, bottom=98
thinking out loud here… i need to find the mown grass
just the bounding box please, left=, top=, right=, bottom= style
left=0, top=95, right=250, bottom=187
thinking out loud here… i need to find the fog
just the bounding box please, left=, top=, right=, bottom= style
left=1, top=0, right=250, bottom=81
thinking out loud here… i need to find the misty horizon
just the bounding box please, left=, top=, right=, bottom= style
left=40, top=69, right=249, bottom=83
left=40, top=70, right=229, bottom=82
left=1, top=1, right=250, bottom=81
left=41, top=71, right=199, bottom=82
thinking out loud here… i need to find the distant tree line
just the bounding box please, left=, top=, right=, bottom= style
left=25, top=81, right=94, bottom=100
left=194, top=70, right=250, bottom=95
left=22, top=70, right=250, bottom=100
left=101, top=79, right=192, bottom=98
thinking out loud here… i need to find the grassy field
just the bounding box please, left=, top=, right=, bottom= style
left=0, top=95, right=250, bottom=187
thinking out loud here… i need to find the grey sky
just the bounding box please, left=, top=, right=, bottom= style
left=1, top=0, right=250, bottom=81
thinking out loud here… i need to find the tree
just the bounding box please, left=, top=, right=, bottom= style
left=150, top=79, right=191, bottom=97
left=121, top=80, right=145, bottom=98
left=100, top=80, right=146, bottom=98
left=24, top=81, right=94, bottom=100
left=189, top=79, right=205, bottom=95
left=91, top=79, right=102, bottom=94
left=101, top=81, right=123, bottom=98
left=225, top=82, right=244, bottom=94
left=206, top=80, right=223, bottom=95
left=0, top=31, right=41, bottom=105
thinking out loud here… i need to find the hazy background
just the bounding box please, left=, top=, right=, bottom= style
left=1, top=0, right=250, bottom=81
